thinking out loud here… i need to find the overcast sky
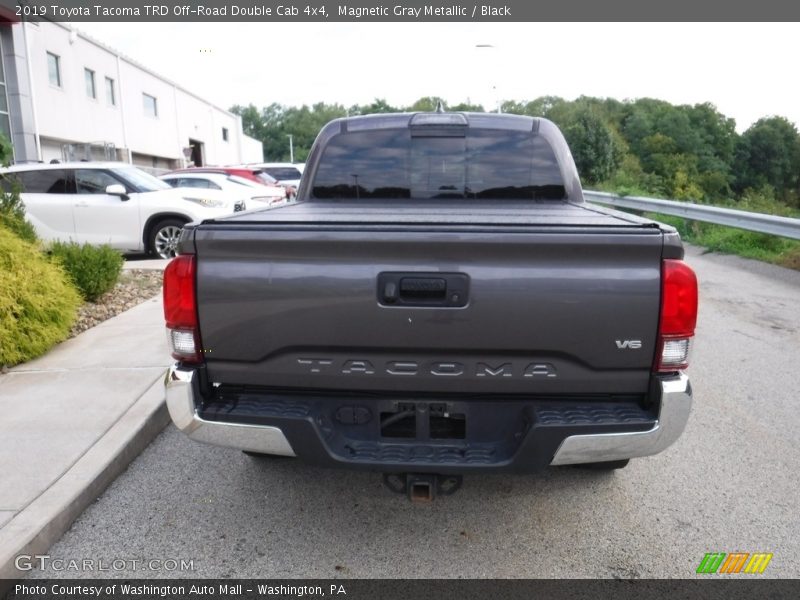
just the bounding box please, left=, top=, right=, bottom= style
left=75, top=22, right=800, bottom=132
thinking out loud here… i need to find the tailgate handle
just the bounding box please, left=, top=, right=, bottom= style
left=378, top=273, right=469, bottom=308
left=399, top=277, right=447, bottom=298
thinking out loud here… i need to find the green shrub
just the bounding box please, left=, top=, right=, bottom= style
left=0, top=227, right=80, bottom=366
left=646, top=212, right=800, bottom=268
left=0, top=175, right=37, bottom=243
left=734, top=186, right=800, bottom=218
left=49, top=241, right=124, bottom=302
left=0, top=132, right=12, bottom=166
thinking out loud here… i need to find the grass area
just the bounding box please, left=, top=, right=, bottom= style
left=644, top=212, right=800, bottom=271
left=600, top=189, right=800, bottom=271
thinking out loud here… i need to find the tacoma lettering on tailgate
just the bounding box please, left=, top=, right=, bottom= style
left=297, top=358, right=558, bottom=378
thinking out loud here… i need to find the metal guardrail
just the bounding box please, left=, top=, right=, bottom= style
left=584, top=191, right=800, bottom=241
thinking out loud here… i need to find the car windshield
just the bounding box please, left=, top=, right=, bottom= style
left=263, top=167, right=302, bottom=180
left=111, top=167, right=171, bottom=192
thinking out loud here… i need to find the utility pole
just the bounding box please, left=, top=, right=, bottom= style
left=475, top=44, right=501, bottom=113
left=286, top=134, right=294, bottom=163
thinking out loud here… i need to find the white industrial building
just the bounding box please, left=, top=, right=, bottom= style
left=0, top=17, right=263, bottom=169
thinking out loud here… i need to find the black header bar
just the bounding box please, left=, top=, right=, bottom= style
left=4, top=0, right=800, bottom=22
left=4, top=579, right=800, bottom=600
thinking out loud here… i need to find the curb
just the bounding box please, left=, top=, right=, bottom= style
left=122, top=258, right=169, bottom=271
left=0, top=373, right=170, bottom=584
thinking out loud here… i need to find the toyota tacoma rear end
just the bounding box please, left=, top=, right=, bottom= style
left=163, top=112, right=698, bottom=500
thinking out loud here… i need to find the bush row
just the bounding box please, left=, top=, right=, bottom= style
left=0, top=227, right=82, bottom=366
left=48, top=241, right=124, bottom=302
left=1, top=182, right=124, bottom=366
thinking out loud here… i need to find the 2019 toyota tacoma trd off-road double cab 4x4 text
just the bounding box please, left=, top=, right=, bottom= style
left=162, top=111, right=698, bottom=500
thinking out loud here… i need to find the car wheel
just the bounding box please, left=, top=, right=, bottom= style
left=149, top=219, right=185, bottom=259
left=574, top=459, right=630, bottom=470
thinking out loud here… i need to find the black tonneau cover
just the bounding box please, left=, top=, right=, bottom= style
left=202, top=199, right=664, bottom=230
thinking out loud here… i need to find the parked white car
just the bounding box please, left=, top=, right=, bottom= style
left=246, top=162, right=304, bottom=188
left=0, top=162, right=245, bottom=258
left=160, top=172, right=287, bottom=207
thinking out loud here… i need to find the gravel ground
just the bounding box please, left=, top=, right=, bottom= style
left=69, top=269, right=163, bottom=337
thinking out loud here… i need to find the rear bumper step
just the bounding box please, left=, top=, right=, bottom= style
left=165, top=366, right=691, bottom=472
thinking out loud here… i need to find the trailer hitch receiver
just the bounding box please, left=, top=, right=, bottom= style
left=382, top=473, right=463, bottom=502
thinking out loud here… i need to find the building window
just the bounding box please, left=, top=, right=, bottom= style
left=47, top=52, right=61, bottom=87
left=0, top=36, right=11, bottom=144
left=105, top=77, right=116, bottom=106
left=84, top=68, right=96, bottom=99
left=222, top=127, right=229, bottom=142
left=143, top=93, right=157, bottom=117
left=0, top=81, right=10, bottom=141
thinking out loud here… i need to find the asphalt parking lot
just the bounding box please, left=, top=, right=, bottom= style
left=26, top=246, right=800, bottom=579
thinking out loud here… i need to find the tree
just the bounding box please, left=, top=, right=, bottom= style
left=617, top=99, right=738, bottom=200
left=407, top=96, right=447, bottom=112
left=228, top=96, right=799, bottom=207
left=560, top=107, right=622, bottom=185
left=0, top=133, right=38, bottom=242
left=734, top=116, right=800, bottom=204
left=0, top=133, right=12, bottom=166
left=361, top=98, right=399, bottom=114
left=502, top=96, right=565, bottom=117
left=276, top=103, right=349, bottom=162
left=233, top=102, right=350, bottom=162
left=687, top=102, right=737, bottom=175
left=449, top=101, right=485, bottom=112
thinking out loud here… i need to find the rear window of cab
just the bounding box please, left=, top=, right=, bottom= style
left=312, top=128, right=565, bottom=201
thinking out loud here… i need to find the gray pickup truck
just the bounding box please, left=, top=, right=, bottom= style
left=163, top=111, right=698, bottom=500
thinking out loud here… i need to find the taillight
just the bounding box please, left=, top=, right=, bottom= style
left=163, top=254, right=202, bottom=363
left=655, top=259, right=698, bottom=372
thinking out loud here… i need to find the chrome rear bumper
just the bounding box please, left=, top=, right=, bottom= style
left=165, top=365, right=691, bottom=465
left=549, top=372, right=692, bottom=465
left=165, top=366, right=296, bottom=456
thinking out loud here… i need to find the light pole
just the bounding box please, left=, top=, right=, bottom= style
left=286, top=134, right=294, bottom=163
left=475, top=44, right=501, bottom=113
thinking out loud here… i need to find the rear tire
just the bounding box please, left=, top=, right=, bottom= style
left=148, top=218, right=185, bottom=259
left=574, top=459, right=630, bottom=470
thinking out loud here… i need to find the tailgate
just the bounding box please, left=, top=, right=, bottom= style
left=194, top=226, right=663, bottom=395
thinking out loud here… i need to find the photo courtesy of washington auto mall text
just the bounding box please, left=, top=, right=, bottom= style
left=12, top=583, right=347, bottom=598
